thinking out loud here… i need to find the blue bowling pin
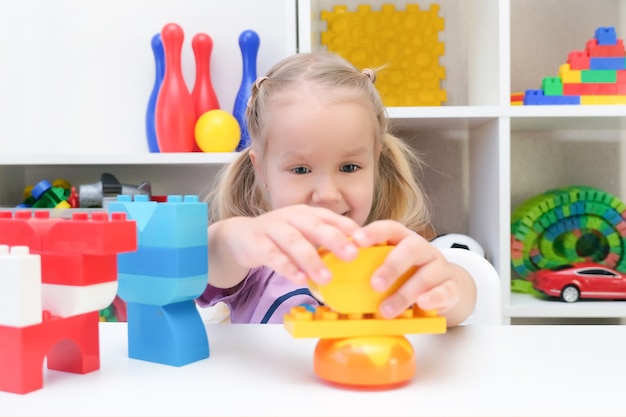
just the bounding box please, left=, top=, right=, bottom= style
left=145, top=33, right=165, bottom=153
left=233, top=30, right=260, bottom=151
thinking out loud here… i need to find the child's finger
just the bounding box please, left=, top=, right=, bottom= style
left=378, top=261, right=447, bottom=318
left=416, top=280, right=458, bottom=312
left=286, top=207, right=360, bottom=261
left=265, top=221, right=332, bottom=284
left=369, top=238, right=438, bottom=293
left=351, top=219, right=418, bottom=247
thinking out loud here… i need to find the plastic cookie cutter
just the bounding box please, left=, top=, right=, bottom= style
left=284, top=245, right=446, bottom=389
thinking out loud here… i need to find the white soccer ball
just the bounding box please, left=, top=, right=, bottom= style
left=430, top=233, right=485, bottom=258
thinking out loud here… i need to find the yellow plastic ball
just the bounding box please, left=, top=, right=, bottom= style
left=194, top=110, right=241, bottom=152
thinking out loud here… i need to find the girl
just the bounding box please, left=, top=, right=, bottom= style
left=197, top=51, right=478, bottom=326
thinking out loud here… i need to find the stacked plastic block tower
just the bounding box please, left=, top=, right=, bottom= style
left=284, top=245, right=446, bottom=389
left=0, top=210, right=137, bottom=394
left=321, top=3, right=446, bottom=106
left=107, top=195, right=209, bottom=366
left=524, top=27, right=626, bottom=105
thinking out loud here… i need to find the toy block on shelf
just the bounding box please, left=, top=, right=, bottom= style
left=559, top=63, right=581, bottom=83
left=0, top=211, right=137, bottom=394
left=107, top=195, right=210, bottom=366
left=589, top=57, right=626, bottom=70
left=542, top=77, right=563, bottom=96
left=563, top=82, right=617, bottom=96
left=511, top=92, right=525, bottom=105
left=320, top=3, right=446, bottom=106
left=567, top=52, right=590, bottom=70
left=580, top=95, right=626, bottom=104
left=524, top=26, right=626, bottom=105
left=581, top=69, right=616, bottom=83
left=585, top=38, right=625, bottom=57
left=523, top=90, right=580, bottom=105
left=596, top=27, right=617, bottom=45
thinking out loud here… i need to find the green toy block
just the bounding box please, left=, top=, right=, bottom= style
left=581, top=69, right=617, bottom=83
left=542, top=77, right=563, bottom=96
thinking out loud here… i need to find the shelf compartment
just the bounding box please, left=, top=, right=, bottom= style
left=510, top=0, right=625, bottom=104
left=299, top=0, right=503, bottom=106
left=0, top=0, right=297, bottom=157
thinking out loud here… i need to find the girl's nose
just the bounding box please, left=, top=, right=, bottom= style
left=311, top=178, right=341, bottom=204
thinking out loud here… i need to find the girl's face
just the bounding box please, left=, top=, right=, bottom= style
left=250, top=88, right=379, bottom=226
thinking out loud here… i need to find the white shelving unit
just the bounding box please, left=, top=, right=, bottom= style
left=0, top=0, right=297, bottom=203
left=1, top=0, right=625, bottom=323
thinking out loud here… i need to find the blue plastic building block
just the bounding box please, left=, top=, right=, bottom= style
left=107, top=195, right=210, bottom=366
left=118, top=272, right=208, bottom=306
left=109, top=195, right=207, bottom=247
left=127, top=302, right=209, bottom=366
left=523, top=89, right=580, bottom=105
left=589, top=57, right=625, bottom=70
left=117, top=245, right=208, bottom=278
left=595, top=27, right=617, bottom=46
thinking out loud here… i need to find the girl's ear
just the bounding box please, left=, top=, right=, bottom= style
left=249, top=149, right=267, bottom=189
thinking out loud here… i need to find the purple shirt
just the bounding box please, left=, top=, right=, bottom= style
left=196, top=266, right=321, bottom=324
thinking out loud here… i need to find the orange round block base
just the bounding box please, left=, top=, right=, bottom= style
left=313, top=335, right=415, bottom=389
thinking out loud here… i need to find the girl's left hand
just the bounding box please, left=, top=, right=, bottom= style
left=351, top=220, right=473, bottom=322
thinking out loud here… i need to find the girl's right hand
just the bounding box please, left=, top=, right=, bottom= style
left=219, top=205, right=361, bottom=285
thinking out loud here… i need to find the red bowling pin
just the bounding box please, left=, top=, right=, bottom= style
left=155, top=23, right=195, bottom=152
left=191, top=33, right=220, bottom=152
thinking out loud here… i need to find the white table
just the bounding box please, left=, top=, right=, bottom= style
left=1, top=323, right=625, bottom=417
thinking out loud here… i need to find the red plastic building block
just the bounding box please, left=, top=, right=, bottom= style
left=0, top=211, right=136, bottom=286
left=0, top=311, right=100, bottom=394
left=563, top=82, right=618, bottom=96
left=586, top=38, right=625, bottom=57
left=567, top=51, right=590, bottom=70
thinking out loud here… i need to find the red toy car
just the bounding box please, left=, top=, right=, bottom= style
left=531, top=262, right=626, bottom=302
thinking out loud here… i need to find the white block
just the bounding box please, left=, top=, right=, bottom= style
left=41, top=281, right=118, bottom=318
left=0, top=246, right=43, bottom=327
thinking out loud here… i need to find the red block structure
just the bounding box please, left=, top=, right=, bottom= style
left=0, top=210, right=137, bottom=394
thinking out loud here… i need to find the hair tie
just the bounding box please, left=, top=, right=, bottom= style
left=255, top=76, right=269, bottom=89
left=361, top=68, right=376, bottom=83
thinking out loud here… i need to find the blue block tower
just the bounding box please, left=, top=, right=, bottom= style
left=108, top=195, right=209, bottom=366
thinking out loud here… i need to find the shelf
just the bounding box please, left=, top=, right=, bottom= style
left=388, top=106, right=500, bottom=130
left=509, top=106, right=626, bottom=131
left=0, top=153, right=238, bottom=167
left=506, top=292, right=626, bottom=318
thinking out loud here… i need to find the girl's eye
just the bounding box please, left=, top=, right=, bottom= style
left=340, top=164, right=360, bottom=173
left=292, top=166, right=310, bottom=174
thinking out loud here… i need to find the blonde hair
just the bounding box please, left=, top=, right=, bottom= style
left=206, top=52, right=432, bottom=236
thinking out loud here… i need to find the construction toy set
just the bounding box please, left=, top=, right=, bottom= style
left=0, top=195, right=210, bottom=394
left=522, top=26, right=626, bottom=105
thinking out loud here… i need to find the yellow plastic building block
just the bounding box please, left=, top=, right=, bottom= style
left=321, top=3, right=446, bottom=106
left=309, top=245, right=415, bottom=314
left=580, top=95, right=626, bottom=104
left=558, top=63, right=581, bottom=83
left=284, top=304, right=446, bottom=338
